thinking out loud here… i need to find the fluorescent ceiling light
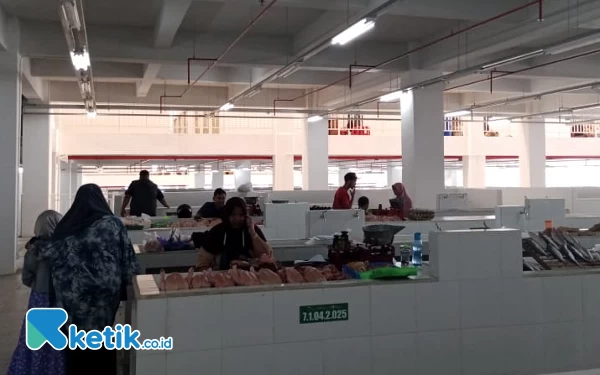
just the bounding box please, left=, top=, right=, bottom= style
left=60, top=1, right=81, bottom=30
left=70, top=50, right=90, bottom=71
left=219, top=102, right=234, bottom=111
left=380, top=90, right=402, bottom=102
left=243, top=87, right=262, bottom=98
left=87, top=110, right=96, bottom=118
left=278, top=64, right=301, bottom=79
left=332, top=18, right=375, bottom=46
left=489, top=117, right=511, bottom=125
left=546, top=33, right=600, bottom=55
left=444, top=110, right=471, bottom=118
left=480, top=49, right=544, bottom=70
left=307, top=115, right=323, bottom=122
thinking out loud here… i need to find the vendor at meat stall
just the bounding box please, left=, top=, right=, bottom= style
left=196, top=197, right=271, bottom=270
left=194, top=188, right=226, bottom=219
left=391, top=182, right=413, bottom=217
left=332, top=172, right=357, bottom=209
left=120, top=170, right=170, bottom=217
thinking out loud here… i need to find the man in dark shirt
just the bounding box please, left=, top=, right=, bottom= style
left=195, top=188, right=226, bottom=219
left=120, top=170, right=170, bottom=216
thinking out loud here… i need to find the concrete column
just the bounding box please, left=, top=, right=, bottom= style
left=194, top=171, right=206, bottom=189
left=519, top=123, right=546, bottom=187
left=0, top=17, right=22, bottom=274
left=212, top=170, right=224, bottom=189
left=463, top=156, right=486, bottom=188
left=22, top=114, right=52, bottom=236
left=302, top=117, right=329, bottom=190
left=400, top=83, right=445, bottom=209
left=70, top=162, right=81, bottom=202
left=273, top=121, right=295, bottom=190
left=387, top=165, right=402, bottom=187
left=234, top=161, right=251, bottom=188
left=59, top=161, right=71, bottom=213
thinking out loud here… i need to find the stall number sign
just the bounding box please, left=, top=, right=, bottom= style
left=299, top=303, right=348, bottom=324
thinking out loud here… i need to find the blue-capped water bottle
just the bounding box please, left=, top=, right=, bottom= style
left=412, top=232, right=423, bottom=267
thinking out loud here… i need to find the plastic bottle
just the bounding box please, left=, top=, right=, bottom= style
left=412, top=232, right=423, bottom=267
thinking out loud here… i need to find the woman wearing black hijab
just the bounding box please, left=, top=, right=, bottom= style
left=38, top=184, right=139, bottom=375
left=196, top=197, right=271, bottom=270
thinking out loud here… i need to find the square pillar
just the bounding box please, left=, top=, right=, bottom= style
left=273, top=122, right=295, bottom=190
left=519, top=123, right=546, bottom=187
left=22, top=114, right=52, bottom=236
left=400, top=84, right=445, bottom=209
left=0, top=16, right=21, bottom=274
left=234, top=161, right=251, bottom=188
left=212, top=169, right=224, bottom=189
left=302, top=117, right=328, bottom=190
left=463, top=155, right=486, bottom=188
left=194, top=171, right=206, bottom=189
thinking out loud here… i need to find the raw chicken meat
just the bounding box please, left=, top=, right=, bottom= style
left=257, top=268, right=282, bottom=285
left=230, top=259, right=251, bottom=270
left=186, top=267, right=212, bottom=289
left=208, top=270, right=235, bottom=288
left=231, top=265, right=261, bottom=286
left=320, top=264, right=346, bottom=281
left=159, top=269, right=189, bottom=291
left=300, top=266, right=326, bottom=282
left=278, top=267, right=305, bottom=284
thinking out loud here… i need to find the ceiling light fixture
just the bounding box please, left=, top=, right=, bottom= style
left=379, top=90, right=402, bottom=102
left=277, top=64, right=301, bottom=79
left=480, top=49, right=545, bottom=71
left=546, top=32, right=600, bottom=55
left=444, top=110, right=471, bottom=118
left=489, top=117, right=511, bottom=125
left=60, top=1, right=81, bottom=30
left=331, top=18, right=376, bottom=46
left=86, top=109, right=96, bottom=118
left=243, top=87, right=262, bottom=98
left=307, top=115, right=323, bottom=122
left=70, top=50, right=90, bottom=71
left=219, top=102, right=234, bottom=111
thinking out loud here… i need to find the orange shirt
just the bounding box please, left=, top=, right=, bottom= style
left=332, top=187, right=352, bottom=209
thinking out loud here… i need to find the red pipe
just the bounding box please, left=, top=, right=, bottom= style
left=272, top=0, right=542, bottom=113
left=68, top=155, right=274, bottom=161
left=188, top=58, right=218, bottom=85
left=159, top=0, right=279, bottom=112
left=445, top=47, right=600, bottom=91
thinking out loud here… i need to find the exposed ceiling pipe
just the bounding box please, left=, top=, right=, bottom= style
left=323, top=43, right=600, bottom=117
left=159, top=0, right=279, bottom=112
left=211, top=0, right=403, bottom=116
left=467, top=80, right=600, bottom=111
left=268, top=0, right=544, bottom=115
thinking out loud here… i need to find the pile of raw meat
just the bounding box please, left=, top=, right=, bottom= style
left=159, top=260, right=346, bottom=291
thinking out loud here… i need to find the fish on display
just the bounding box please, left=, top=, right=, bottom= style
left=562, top=233, right=594, bottom=261
left=561, top=243, right=581, bottom=267
left=524, top=238, right=548, bottom=257
left=528, top=233, right=548, bottom=256
left=539, top=232, right=565, bottom=262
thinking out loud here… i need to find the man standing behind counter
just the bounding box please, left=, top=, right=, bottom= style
left=120, top=170, right=170, bottom=217
left=195, top=188, right=226, bottom=219
left=332, top=172, right=357, bottom=209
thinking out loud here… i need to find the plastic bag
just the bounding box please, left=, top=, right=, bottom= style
left=143, top=232, right=163, bottom=253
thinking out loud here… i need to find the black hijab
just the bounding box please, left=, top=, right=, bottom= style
left=52, top=184, right=114, bottom=240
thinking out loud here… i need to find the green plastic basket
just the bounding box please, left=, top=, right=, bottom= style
left=369, top=266, right=418, bottom=279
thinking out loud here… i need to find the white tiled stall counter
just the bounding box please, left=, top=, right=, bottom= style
left=131, top=228, right=600, bottom=375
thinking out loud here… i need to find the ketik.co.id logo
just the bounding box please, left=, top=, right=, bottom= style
left=25, top=308, right=164, bottom=350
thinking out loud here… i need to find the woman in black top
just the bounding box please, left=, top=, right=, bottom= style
left=196, top=197, right=271, bottom=270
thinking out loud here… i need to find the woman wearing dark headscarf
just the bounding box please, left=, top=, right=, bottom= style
left=8, top=210, right=64, bottom=375
left=196, top=197, right=271, bottom=270
left=391, top=182, right=413, bottom=218
left=38, top=184, right=139, bottom=375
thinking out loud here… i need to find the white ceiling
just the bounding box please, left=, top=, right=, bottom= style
left=8, top=0, right=600, bottom=119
